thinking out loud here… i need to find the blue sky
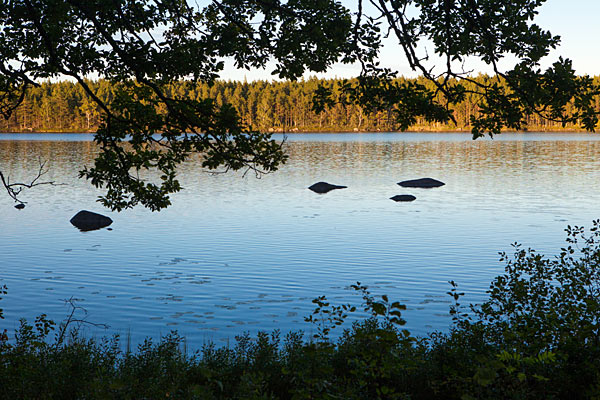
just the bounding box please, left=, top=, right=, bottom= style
left=534, top=0, right=600, bottom=75
left=222, top=0, right=600, bottom=81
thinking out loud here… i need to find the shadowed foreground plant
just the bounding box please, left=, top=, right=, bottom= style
left=2, top=223, right=600, bottom=398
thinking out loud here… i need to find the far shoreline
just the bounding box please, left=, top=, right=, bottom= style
left=0, top=127, right=596, bottom=135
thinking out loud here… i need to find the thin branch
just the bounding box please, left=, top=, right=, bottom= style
left=56, top=296, right=109, bottom=347
left=1, top=159, right=64, bottom=206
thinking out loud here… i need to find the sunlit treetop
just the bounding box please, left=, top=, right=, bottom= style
left=1, top=0, right=598, bottom=210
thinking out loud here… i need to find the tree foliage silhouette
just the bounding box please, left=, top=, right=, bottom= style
left=1, top=0, right=598, bottom=210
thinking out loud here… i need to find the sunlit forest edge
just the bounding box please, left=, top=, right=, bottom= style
left=4, top=76, right=600, bottom=134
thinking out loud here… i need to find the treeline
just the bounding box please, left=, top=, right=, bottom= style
left=3, top=76, right=600, bottom=133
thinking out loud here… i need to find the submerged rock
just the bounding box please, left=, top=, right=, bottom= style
left=397, top=178, right=445, bottom=188
left=308, top=182, right=347, bottom=194
left=390, top=194, right=416, bottom=202
left=14, top=203, right=25, bottom=209
left=70, top=210, right=113, bottom=232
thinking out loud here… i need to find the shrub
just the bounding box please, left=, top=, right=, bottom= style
left=2, top=222, right=600, bottom=398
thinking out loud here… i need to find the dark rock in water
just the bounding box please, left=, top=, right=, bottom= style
left=14, top=203, right=25, bottom=209
left=70, top=210, right=113, bottom=232
left=390, top=194, right=416, bottom=202
left=308, top=181, right=347, bottom=194
left=397, top=178, right=445, bottom=188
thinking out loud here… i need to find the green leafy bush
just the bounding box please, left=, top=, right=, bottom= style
left=2, top=222, right=600, bottom=398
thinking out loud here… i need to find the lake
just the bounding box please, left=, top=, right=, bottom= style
left=1, top=132, right=600, bottom=346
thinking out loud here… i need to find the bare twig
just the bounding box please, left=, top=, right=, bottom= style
left=0, top=159, right=64, bottom=206
left=56, top=296, right=109, bottom=347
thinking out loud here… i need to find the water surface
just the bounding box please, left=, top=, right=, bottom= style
left=1, top=132, right=599, bottom=345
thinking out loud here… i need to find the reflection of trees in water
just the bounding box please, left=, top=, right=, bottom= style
left=0, top=141, right=98, bottom=174
left=2, top=138, right=598, bottom=171
left=0, top=142, right=99, bottom=205
left=2, top=138, right=599, bottom=196
left=284, top=140, right=600, bottom=173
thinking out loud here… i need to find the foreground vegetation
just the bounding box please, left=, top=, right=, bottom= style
left=4, top=76, right=600, bottom=135
left=2, top=222, right=600, bottom=399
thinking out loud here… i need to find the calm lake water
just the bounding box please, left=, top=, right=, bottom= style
left=1, top=132, right=600, bottom=346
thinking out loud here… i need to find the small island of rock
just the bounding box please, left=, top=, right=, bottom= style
left=308, top=182, right=348, bottom=194
left=397, top=178, right=445, bottom=188
left=390, top=194, right=416, bottom=202
left=70, top=210, right=113, bottom=232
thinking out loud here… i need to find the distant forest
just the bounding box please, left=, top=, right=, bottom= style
left=3, top=76, right=600, bottom=133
